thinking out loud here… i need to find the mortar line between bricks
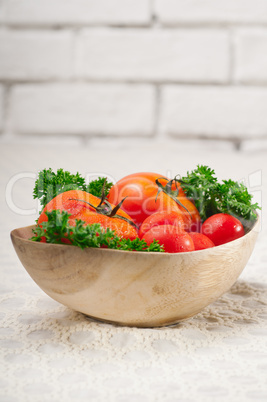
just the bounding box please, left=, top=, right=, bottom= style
left=168, top=133, right=267, bottom=142
left=150, top=0, right=160, bottom=29
left=155, top=22, right=267, bottom=29
left=0, top=23, right=153, bottom=31
left=1, top=83, right=12, bottom=136
left=2, top=131, right=264, bottom=154
left=234, top=140, right=242, bottom=151
left=1, top=22, right=267, bottom=30
left=1, top=133, right=242, bottom=147
left=11, top=132, right=158, bottom=139
left=1, top=79, right=267, bottom=87
left=70, top=27, right=83, bottom=80
left=10, top=130, right=266, bottom=143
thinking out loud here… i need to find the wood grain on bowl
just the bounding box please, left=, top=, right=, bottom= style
left=11, top=217, right=259, bottom=327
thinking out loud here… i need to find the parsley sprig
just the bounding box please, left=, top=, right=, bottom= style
left=31, top=210, right=164, bottom=252
left=180, top=165, right=260, bottom=224
left=87, top=177, right=113, bottom=199
left=33, top=168, right=113, bottom=208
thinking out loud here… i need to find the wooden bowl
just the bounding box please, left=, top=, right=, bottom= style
left=11, top=217, right=259, bottom=327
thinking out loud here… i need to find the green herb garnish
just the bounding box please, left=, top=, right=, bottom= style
left=31, top=210, right=164, bottom=252
left=33, top=168, right=113, bottom=208
left=180, top=165, right=260, bottom=224
left=87, top=177, right=113, bottom=198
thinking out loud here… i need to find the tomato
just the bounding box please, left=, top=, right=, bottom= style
left=139, top=210, right=185, bottom=239
left=201, top=213, right=245, bottom=246
left=176, top=196, right=201, bottom=232
left=141, top=225, right=195, bottom=253
left=107, top=172, right=188, bottom=228
left=38, top=190, right=138, bottom=240
left=188, top=232, right=215, bottom=250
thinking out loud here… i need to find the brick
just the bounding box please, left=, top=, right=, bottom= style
left=11, top=84, right=154, bottom=135
left=0, top=30, right=72, bottom=80
left=160, top=86, right=267, bottom=138
left=6, top=0, right=150, bottom=25
left=240, top=139, right=267, bottom=152
left=0, top=86, right=3, bottom=131
left=234, top=29, right=267, bottom=83
left=155, top=0, right=267, bottom=24
left=77, top=29, right=229, bottom=83
left=0, top=2, right=5, bottom=23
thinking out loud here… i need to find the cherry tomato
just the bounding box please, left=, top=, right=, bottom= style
left=139, top=210, right=185, bottom=239
left=141, top=225, right=195, bottom=253
left=38, top=190, right=138, bottom=240
left=201, top=213, right=245, bottom=246
left=188, top=232, right=215, bottom=250
left=107, top=172, right=187, bottom=228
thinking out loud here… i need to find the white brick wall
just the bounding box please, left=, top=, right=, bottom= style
left=160, top=86, right=267, bottom=138
left=0, top=30, right=73, bottom=80
left=11, top=84, right=154, bottom=135
left=5, top=0, right=150, bottom=25
left=0, top=1, right=266, bottom=149
left=155, top=0, right=267, bottom=24
left=234, top=29, right=267, bottom=83
left=77, top=29, right=229, bottom=83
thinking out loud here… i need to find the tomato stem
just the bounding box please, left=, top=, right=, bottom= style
left=155, top=177, right=191, bottom=217
left=68, top=180, right=138, bottom=229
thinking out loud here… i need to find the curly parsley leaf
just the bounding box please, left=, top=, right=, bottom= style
left=87, top=177, right=113, bottom=198
left=33, top=168, right=87, bottom=208
left=33, top=168, right=113, bottom=208
left=31, top=210, right=164, bottom=253
left=181, top=165, right=260, bottom=224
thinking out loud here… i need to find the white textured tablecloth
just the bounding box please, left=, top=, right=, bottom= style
left=1, top=143, right=267, bottom=402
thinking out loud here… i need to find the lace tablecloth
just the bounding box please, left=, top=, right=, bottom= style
left=1, top=143, right=267, bottom=402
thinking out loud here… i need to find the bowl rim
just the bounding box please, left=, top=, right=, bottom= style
left=11, top=213, right=260, bottom=257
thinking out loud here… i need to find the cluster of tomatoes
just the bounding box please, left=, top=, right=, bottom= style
left=38, top=172, right=245, bottom=253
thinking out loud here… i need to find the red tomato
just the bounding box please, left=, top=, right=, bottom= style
left=38, top=190, right=138, bottom=241
left=139, top=210, right=185, bottom=238
left=107, top=172, right=187, bottom=228
left=188, top=232, right=215, bottom=250
left=201, top=213, right=245, bottom=246
left=141, top=225, right=195, bottom=253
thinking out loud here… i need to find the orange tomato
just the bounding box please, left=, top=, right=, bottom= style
left=38, top=190, right=138, bottom=240
left=176, top=196, right=201, bottom=232
left=107, top=172, right=186, bottom=228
